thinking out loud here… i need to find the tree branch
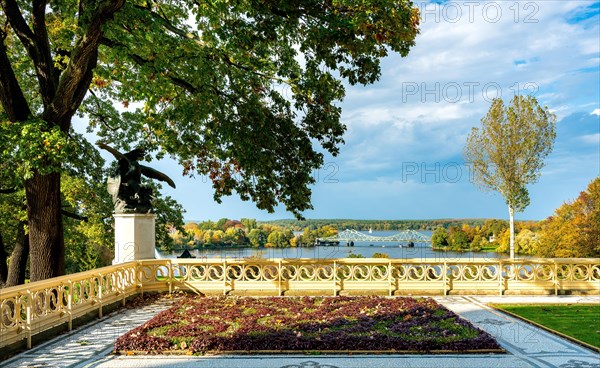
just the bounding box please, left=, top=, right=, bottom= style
left=0, top=28, right=32, bottom=121
left=86, top=88, right=119, bottom=131
left=47, top=0, right=125, bottom=130
left=1, top=0, right=61, bottom=109
left=100, top=36, right=200, bottom=94
left=133, top=4, right=203, bottom=45
left=61, top=210, right=88, bottom=222
left=220, top=54, right=289, bottom=85
left=0, top=0, right=35, bottom=49
left=131, top=5, right=289, bottom=86
left=31, top=0, right=60, bottom=105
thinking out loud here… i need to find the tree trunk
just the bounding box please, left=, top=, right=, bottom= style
left=6, top=222, right=29, bottom=287
left=508, top=205, right=515, bottom=259
left=25, top=171, right=64, bottom=281
left=0, top=233, right=7, bottom=286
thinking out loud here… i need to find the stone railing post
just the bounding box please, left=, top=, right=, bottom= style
left=388, top=260, right=393, bottom=296
left=498, top=261, right=504, bottom=296
left=67, top=280, right=73, bottom=331
left=443, top=262, right=448, bottom=296
left=223, top=260, right=228, bottom=295
left=278, top=259, right=283, bottom=296
left=553, top=260, right=559, bottom=295
left=333, top=261, right=338, bottom=296
left=25, top=290, right=32, bottom=349
left=97, top=274, right=103, bottom=318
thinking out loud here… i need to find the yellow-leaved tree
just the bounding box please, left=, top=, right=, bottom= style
left=463, top=95, right=556, bottom=259
left=537, top=178, right=600, bottom=258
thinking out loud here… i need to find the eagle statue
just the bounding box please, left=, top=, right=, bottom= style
left=97, top=142, right=176, bottom=213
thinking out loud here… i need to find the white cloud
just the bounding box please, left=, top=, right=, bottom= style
left=591, top=108, right=600, bottom=116
left=309, top=0, right=600, bottom=219
left=337, top=2, right=597, bottom=179
left=579, top=133, right=600, bottom=144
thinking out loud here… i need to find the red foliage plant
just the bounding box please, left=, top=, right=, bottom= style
left=115, top=296, right=501, bottom=354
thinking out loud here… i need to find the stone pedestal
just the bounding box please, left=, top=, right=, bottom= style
left=113, top=213, right=156, bottom=264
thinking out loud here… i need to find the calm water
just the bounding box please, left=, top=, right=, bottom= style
left=158, top=230, right=506, bottom=261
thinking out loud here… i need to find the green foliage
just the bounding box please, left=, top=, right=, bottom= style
left=215, top=218, right=229, bottom=231
left=248, top=228, right=267, bottom=248
left=61, top=175, right=113, bottom=273
left=470, top=235, right=484, bottom=252
left=224, top=227, right=246, bottom=245
left=448, top=228, right=469, bottom=251
left=430, top=222, right=518, bottom=253
left=0, top=177, right=26, bottom=240
left=464, top=96, right=556, bottom=212
left=299, top=227, right=316, bottom=246
left=266, top=229, right=293, bottom=248
left=483, top=219, right=509, bottom=238
left=0, top=176, right=27, bottom=283
left=241, top=218, right=257, bottom=230
left=0, top=120, right=102, bottom=183
left=431, top=227, right=448, bottom=248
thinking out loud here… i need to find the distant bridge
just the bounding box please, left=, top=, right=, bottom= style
left=318, top=229, right=431, bottom=244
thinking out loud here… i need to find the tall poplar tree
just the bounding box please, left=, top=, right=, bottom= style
left=463, top=95, right=556, bottom=259
left=0, top=1, right=420, bottom=281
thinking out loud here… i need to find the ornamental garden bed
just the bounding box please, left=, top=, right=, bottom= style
left=115, top=296, right=502, bottom=355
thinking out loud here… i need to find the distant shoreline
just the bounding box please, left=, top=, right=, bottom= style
left=185, top=217, right=541, bottom=222
left=166, top=244, right=503, bottom=254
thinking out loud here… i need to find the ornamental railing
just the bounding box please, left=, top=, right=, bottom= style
left=1, top=258, right=598, bottom=350
left=0, top=263, right=138, bottom=350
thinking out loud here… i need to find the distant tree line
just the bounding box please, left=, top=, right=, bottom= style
left=169, top=218, right=337, bottom=250
left=257, top=219, right=491, bottom=231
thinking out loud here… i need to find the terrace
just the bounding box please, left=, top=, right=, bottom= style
left=1, top=257, right=598, bottom=367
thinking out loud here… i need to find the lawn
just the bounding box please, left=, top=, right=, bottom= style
left=115, top=296, right=501, bottom=354
left=479, top=245, right=498, bottom=252
left=495, top=304, right=600, bottom=349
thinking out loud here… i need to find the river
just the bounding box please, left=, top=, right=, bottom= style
left=157, top=230, right=506, bottom=261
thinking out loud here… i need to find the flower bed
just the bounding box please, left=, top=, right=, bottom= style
left=115, top=296, right=501, bottom=354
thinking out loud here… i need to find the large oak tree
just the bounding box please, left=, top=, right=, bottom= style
left=0, top=0, right=419, bottom=281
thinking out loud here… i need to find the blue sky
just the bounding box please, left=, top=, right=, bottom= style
left=90, top=1, right=600, bottom=222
